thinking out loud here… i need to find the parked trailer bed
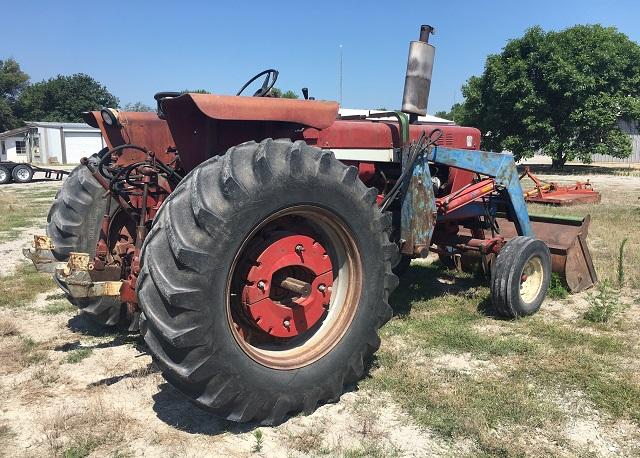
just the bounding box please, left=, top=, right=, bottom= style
left=0, top=161, right=70, bottom=184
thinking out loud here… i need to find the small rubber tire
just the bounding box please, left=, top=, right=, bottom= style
left=490, top=236, right=551, bottom=318
left=11, top=164, right=33, bottom=183
left=46, top=154, right=134, bottom=329
left=137, top=138, right=398, bottom=425
left=0, top=165, right=11, bottom=184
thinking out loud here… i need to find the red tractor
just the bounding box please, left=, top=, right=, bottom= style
left=25, top=25, right=595, bottom=424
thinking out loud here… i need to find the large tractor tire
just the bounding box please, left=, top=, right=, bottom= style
left=46, top=154, right=132, bottom=328
left=138, top=139, right=398, bottom=424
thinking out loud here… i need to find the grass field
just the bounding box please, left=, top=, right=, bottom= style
left=0, top=170, right=638, bottom=457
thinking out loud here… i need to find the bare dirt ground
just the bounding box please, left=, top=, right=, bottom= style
left=1, top=170, right=639, bottom=457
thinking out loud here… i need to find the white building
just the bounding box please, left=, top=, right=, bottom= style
left=0, top=121, right=105, bottom=165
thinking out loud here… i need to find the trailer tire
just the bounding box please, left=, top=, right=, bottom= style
left=11, top=164, right=33, bottom=183
left=138, top=138, right=397, bottom=424
left=490, top=236, right=551, bottom=318
left=46, top=154, right=133, bottom=329
left=0, top=165, right=11, bottom=184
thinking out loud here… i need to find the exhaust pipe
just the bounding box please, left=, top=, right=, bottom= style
left=402, top=25, right=435, bottom=122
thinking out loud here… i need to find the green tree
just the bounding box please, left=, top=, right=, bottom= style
left=0, top=58, right=29, bottom=131
left=268, top=88, right=299, bottom=99
left=458, top=25, right=640, bottom=167
left=434, top=103, right=465, bottom=123
left=18, top=74, right=118, bottom=123
left=123, top=101, right=154, bottom=112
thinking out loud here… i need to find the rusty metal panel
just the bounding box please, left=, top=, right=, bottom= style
left=82, top=111, right=175, bottom=165
left=401, top=151, right=436, bottom=255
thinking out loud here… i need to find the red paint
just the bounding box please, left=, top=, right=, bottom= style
left=436, top=178, right=496, bottom=214
left=302, top=121, right=480, bottom=150
left=242, top=233, right=333, bottom=338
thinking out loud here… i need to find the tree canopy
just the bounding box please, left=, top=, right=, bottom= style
left=18, top=74, right=119, bottom=123
left=0, top=58, right=29, bottom=131
left=269, top=88, right=299, bottom=99
left=123, top=101, right=154, bottom=112
left=455, top=25, right=640, bottom=167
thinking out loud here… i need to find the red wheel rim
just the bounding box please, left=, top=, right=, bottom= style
left=226, top=206, right=362, bottom=370
left=242, top=232, right=333, bottom=338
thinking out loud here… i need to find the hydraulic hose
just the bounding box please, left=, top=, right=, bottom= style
left=379, top=128, right=443, bottom=212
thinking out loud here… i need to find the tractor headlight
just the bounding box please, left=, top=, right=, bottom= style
left=100, top=108, right=120, bottom=127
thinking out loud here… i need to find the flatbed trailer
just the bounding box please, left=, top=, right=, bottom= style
left=0, top=161, right=70, bottom=184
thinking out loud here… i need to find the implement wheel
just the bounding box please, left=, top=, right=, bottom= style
left=491, top=236, right=551, bottom=318
left=46, top=153, right=135, bottom=329
left=137, top=139, right=398, bottom=424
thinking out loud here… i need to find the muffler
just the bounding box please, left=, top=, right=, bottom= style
left=402, top=25, right=436, bottom=120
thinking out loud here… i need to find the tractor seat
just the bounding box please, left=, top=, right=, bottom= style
left=161, top=93, right=339, bottom=130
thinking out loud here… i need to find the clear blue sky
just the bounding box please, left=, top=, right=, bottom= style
left=1, top=0, right=638, bottom=113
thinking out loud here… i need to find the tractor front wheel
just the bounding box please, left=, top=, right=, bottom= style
left=137, top=139, right=398, bottom=424
left=490, top=236, right=551, bottom=318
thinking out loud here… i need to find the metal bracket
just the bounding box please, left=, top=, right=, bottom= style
left=22, top=235, right=66, bottom=273
left=55, top=252, right=122, bottom=298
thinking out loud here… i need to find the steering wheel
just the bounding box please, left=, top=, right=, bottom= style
left=236, top=69, right=279, bottom=97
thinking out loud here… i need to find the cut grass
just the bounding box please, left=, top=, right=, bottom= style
left=367, top=257, right=640, bottom=455
left=0, top=263, right=53, bottom=309
left=41, top=300, right=76, bottom=315
left=0, top=187, right=57, bottom=241
left=62, top=348, right=93, bottom=364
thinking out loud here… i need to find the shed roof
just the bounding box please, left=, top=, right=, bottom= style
left=25, top=121, right=98, bottom=130
left=0, top=126, right=29, bottom=139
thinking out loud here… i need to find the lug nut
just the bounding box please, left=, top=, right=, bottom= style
left=318, top=284, right=326, bottom=292
left=283, top=319, right=291, bottom=327
left=295, top=244, right=305, bottom=254
left=257, top=280, right=266, bottom=290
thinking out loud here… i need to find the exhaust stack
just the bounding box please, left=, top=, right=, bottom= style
left=402, top=25, right=435, bottom=121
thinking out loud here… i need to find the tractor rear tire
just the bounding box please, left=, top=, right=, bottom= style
left=46, top=154, right=133, bottom=329
left=490, top=236, right=551, bottom=318
left=137, top=138, right=398, bottom=424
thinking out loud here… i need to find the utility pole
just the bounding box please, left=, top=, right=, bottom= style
left=339, top=44, right=343, bottom=105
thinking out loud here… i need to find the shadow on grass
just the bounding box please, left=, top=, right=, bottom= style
left=88, top=363, right=158, bottom=387
left=389, top=261, right=488, bottom=317
left=151, top=382, right=260, bottom=435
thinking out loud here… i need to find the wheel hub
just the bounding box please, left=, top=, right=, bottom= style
left=520, top=256, right=544, bottom=303
left=242, top=232, right=333, bottom=338
left=17, top=168, right=29, bottom=180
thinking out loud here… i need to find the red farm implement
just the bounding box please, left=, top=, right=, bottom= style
left=521, top=166, right=601, bottom=206
left=24, top=25, right=596, bottom=424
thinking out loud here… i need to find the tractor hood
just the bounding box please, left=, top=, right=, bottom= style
left=158, top=94, right=339, bottom=171
left=162, top=94, right=338, bottom=130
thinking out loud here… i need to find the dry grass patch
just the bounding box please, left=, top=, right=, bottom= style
left=0, top=263, right=54, bottom=309
left=0, top=187, right=57, bottom=241
left=0, top=317, right=18, bottom=336
left=42, top=397, right=133, bottom=457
